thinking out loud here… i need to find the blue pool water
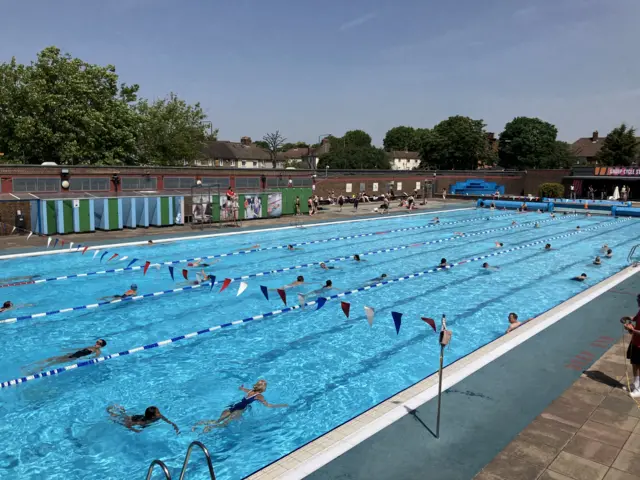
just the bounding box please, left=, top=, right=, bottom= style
left=1, top=208, right=639, bottom=480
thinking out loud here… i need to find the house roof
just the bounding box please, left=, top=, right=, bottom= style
left=282, top=147, right=317, bottom=159
left=202, top=141, right=285, bottom=161
left=388, top=150, right=421, bottom=159
left=572, top=137, right=607, bottom=158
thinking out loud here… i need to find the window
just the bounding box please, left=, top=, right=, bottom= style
left=13, top=178, right=60, bottom=192
left=253, top=161, right=258, bottom=167
left=360, top=183, right=366, bottom=192
left=164, top=177, right=196, bottom=189
left=241, top=160, right=247, bottom=167
left=235, top=177, right=260, bottom=189
left=121, top=177, right=158, bottom=191
left=292, top=177, right=313, bottom=187
left=201, top=177, right=230, bottom=189
left=396, top=182, right=403, bottom=191
left=267, top=177, right=283, bottom=188
left=69, top=177, right=110, bottom=191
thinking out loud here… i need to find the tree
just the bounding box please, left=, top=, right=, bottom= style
left=0, top=46, right=140, bottom=165
left=136, top=93, right=209, bottom=166
left=317, top=145, right=390, bottom=169
left=254, top=140, right=269, bottom=149
left=262, top=130, right=287, bottom=168
left=595, top=124, right=639, bottom=166
left=419, top=116, right=493, bottom=170
left=542, top=141, right=576, bottom=168
left=343, top=129, right=372, bottom=148
left=498, top=117, right=559, bottom=169
left=280, top=141, right=308, bottom=152
left=383, top=126, right=416, bottom=151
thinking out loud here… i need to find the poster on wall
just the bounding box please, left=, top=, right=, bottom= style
left=346, top=183, right=352, bottom=193
left=192, top=193, right=212, bottom=222
left=244, top=195, right=263, bottom=220
left=372, top=183, right=378, bottom=192
left=267, top=193, right=282, bottom=217
left=220, top=195, right=237, bottom=221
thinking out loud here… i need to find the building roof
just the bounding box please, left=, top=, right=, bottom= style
left=202, top=141, right=285, bottom=162
left=572, top=137, right=606, bottom=159
left=282, top=147, right=317, bottom=159
left=388, top=150, right=421, bottom=159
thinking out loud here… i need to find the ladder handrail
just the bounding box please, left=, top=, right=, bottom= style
left=146, top=459, right=172, bottom=480
left=178, top=441, right=216, bottom=480
left=628, top=244, right=640, bottom=264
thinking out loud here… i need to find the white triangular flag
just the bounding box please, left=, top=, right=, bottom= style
left=27, top=231, right=33, bottom=241
left=237, top=281, right=248, bottom=296
left=11, top=226, right=16, bottom=234
left=364, top=306, right=375, bottom=326
left=69, top=242, right=73, bottom=249
left=298, top=293, right=306, bottom=307
left=119, top=256, right=129, bottom=262
left=93, top=250, right=100, bottom=260
left=47, top=237, right=52, bottom=248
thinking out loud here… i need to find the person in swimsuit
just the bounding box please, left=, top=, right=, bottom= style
left=107, top=405, right=179, bottom=434
left=366, top=274, right=388, bottom=284
left=572, top=273, right=587, bottom=282
left=29, top=339, right=107, bottom=370
left=0, top=301, right=13, bottom=313
left=236, top=244, right=260, bottom=251
left=0, top=275, right=41, bottom=284
left=192, top=380, right=287, bottom=431
left=432, top=217, right=440, bottom=224
left=176, top=270, right=211, bottom=287
left=606, top=249, right=613, bottom=258
left=482, top=262, right=500, bottom=271
left=188, top=259, right=219, bottom=268
left=99, top=284, right=138, bottom=301
left=274, top=276, right=308, bottom=290
left=534, top=223, right=540, bottom=228
left=438, top=258, right=449, bottom=268
left=505, top=313, right=521, bottom=334
left=287, top=244, right=302, bottom=251
left=338, top=195, right=344, bottom=212
left=593, top=256, right=602, bottom=265
left=511, top=221, right=517, bottom=226
left=354, top=254, right=365, bottom=262
left=295, top=196, right=301, bottom=215
left=576, top=225, right=581, bottom=230
left=148, top=240, right=154, bottom=246
left=544, top=243, right=552, bottom=250
left=319, top=262, right=338, bottom=270
left=302, top=280, right=337, bottom=299
left=495, top=242, right=504, bottom=248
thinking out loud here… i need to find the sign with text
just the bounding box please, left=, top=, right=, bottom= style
left=595, top=166, right=640, bottom=176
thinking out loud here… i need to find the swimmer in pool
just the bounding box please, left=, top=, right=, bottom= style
left=601, top=244, right=609, bottom=252
left=99, top=284, right=138, bottom=301
left=572, top=273, right=587, bottom=281
left=187, top=259, right=219, bottom=268
left=593, top=256, right=602, bottom=265
left=147, top=240, right=154, bottom=246
left=511, top=221, right=517, bottom=226
left=506, top=312, right=521, bottom=334
left=353, top=254, right=366, bottom=262
left=454, top=232, right=465, bottom=236
left=107, top=405, right=179, bottom=434
left=236, top=244, right=260, bottom=251
left=29, top=339, right=107, bottom=370
left=176, top=270, right=211, bottom=287
left=550, top=213, right=556, bottom=218
left=544, top=243, right=552, bottom=250
left=576, top=225, right=581, bottom=230
left=431, top=217, right=440, bottom=224
left=495, top=242, right=504, bottom=248
left=534, top=223, right=540, bottom=228
left=192, top=380, right=288, bottom=431
left=319, top=262, right=338, bottom=270
left=606, top=249, right=613, bottom=258
left=303, top=280, right=338, bottom=298
left=287, top=244, right=302, bottom=251
left=366, top=274, right=388, bottom=284
left=0, top=301, right=13, bottom=313
left=482, top=262, right=500, bottom=271
left=438, top=258, right=449, bottom=268
left=536, top=209, right=543, bottom=214
left=274, top=276, right=309, bottom=290
left=0, top=274, right=41, bottom=284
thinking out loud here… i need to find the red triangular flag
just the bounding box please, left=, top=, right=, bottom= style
left=143, top=261, right=151, bottom=275
left=421, top=317, right=437, bottom=332
left=108, top=253, right=119, bottom=262
left=60, top=240, right=65, bottom=247
left=82, top=246, right=89, bottom=255
left=182, top=269, right=189, bottom=280
left=341, top=301, right=351, bottom=318
left=219, top=278, right=232, bottom=292
left=277, top=288, right=287, bottom=305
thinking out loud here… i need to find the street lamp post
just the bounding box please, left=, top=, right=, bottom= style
left=325, top=165, right=329, bottom=178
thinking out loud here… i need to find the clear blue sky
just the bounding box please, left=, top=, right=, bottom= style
left=2, top=0, right=639, bottom=145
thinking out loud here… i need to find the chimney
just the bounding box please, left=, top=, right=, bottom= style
left=240, top=136, right=252, bottom=146
left=487, top=132, right=495, bottom=140
left=591, top=131, right=598, bottom=142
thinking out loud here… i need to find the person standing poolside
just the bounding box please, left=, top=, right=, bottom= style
left=295, top=196, right=301, bottom=215
left=192, top=380, right=287, bottom=431
left=338, top=195, right=344, bottom=211
left=623, top=294, right=640, bottom=397
left=108, top=405, right=179, bottom=434
left=505, top=313, right=521, bottom=333
left=28, top=339, right=107, bottom=370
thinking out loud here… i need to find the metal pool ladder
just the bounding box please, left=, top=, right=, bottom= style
left=145, top=441, right=216, bottom=480
left=628, top=244, right=640, bottom=265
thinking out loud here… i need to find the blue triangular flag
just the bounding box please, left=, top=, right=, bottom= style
left=53, top=238, right=59, bottom=248
left=168, top=266, right=175, bottom=281
left=260, top=285, right=269, bottom=300
left=76, top=244, right=82, bottom=250
left=126, top=258, right=138, bottom=268
left=100, top=251, right=108, bottom=262
left=209, top=275, right=216, bottom=291
left=316, top=297, right=327, bottom=310
left=392, top=311, right=403, bottom=335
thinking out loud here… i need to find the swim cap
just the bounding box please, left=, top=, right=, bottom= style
left=131, top=284, right=138, bottom=290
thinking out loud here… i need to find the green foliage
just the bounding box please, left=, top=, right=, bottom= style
left=0, top=46, right=215, bottom=166
left=383, top=126, right=429, bottom=152
left=254, top=140, right=269, bottom=149
left=317, top=145, right=390, bottom=169
left=541, top=141, right=576, bottom=168
left=595, top=124, right=639, bottom=166
left=419, top=116, right=493, bottom=170
left=280, top=141, right=308, bottom=151
left=498, top=117, right=562, bottom=169
left=343, top=129, right=371, bottom=148
left=538, top=182, right=564, bottom=198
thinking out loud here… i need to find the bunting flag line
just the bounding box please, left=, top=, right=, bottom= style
left=47, top=238, right=52, bottom=248
left=209, top=275, right=217, bottom=292
left=364, top=306, right=375, bottom=326
left=119, top=256, right=129, bottom=262
left=107, top=253, right=118, bottom=262
left=237, top=281, right=248, bottom=296
left=82, top=246, right=89, bottom=255
left=100, top=252, right=108, bottom=262
left=60, top=240, right=65, bottom=248
left=76, top=244, right=82, bottom=251
left=276, top=288, right=287, bottom=305
left=69, top=242, right=74, bottom=250
left=126, top=258, right=138, bottom=268
left=297, top=293, right=305, bottom=307
left=11, top=226, right=16, bottom=234
left=182, top=269, right=189, bottom=280
left=392, top=311, right=403, bottom=335
left=341, top=301, right=350, bottom=318
left=316, top=297, right=327, bottom=310
left=219, top=278, right=232, bottom=293
left=143, top=261, right=151, bottom=275
left=27, top=232, right=33, bottom=241
left=421, top=317, right=437, bottom=332
left=53, top=238, right=59, bottom=249
left=168, top=266, right=175, bottom=281
left=260, top=285, right=269, bottom=300
left=93, top=250, right=100, bottom=260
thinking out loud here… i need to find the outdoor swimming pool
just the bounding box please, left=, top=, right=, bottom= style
left=1, top=208, right=639, bottom=480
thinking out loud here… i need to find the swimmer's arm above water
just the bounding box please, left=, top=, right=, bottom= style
left=257, top=396, right=288, bottom=408
left=161, top=415, right=180, bottom=434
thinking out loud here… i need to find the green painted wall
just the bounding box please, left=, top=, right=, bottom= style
left=79, top=200, right=91, bottom=231
left=107, top=198, right=119, bottom=230
left=160, top=197, right=170, bottom=225
left=62, top=200, right=74, bottom=233
left=46, top=201, right=56, bottom=235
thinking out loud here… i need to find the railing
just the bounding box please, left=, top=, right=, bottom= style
left=145, top=459, right=172, bottom=480
left=628, top=244, right=640, bottom=265
left=145, top=441, right=216, bottom=480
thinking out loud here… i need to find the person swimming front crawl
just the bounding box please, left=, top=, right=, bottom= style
left=303, top=280, right=338, bottom=298
left=107, top=405, right=179, bottom=434
left=482, top=262, right=500, bottom=271
left=366, top=274, right=388, bottom=284
left=572, top=273, right=588, bottom=282
left=495, top=242, right=504, bottom=248
left=275, top=276, right=308, bottom=290
left=319, top=262, right=337, bottom=270
left=192, top=380, right=288, bottom=431
left=99, top=284, right=138, bottom=301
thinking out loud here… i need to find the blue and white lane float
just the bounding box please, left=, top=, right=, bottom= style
left=0, top=217, right=630, bottom=389
left=0, top=214, right=575, bottom=326
left=3, top=212, right=519, bottom=289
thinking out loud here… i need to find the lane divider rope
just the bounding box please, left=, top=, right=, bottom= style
left=0, top=214, right=576, bottom=326
left=0, top=217, right=629, bottom=389
left=0, top=212, right=519, bottom=288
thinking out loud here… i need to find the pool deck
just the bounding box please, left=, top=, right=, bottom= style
left=0, top=199, right=469, bottom=254
left=244, top=266, right=640, bottom=480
